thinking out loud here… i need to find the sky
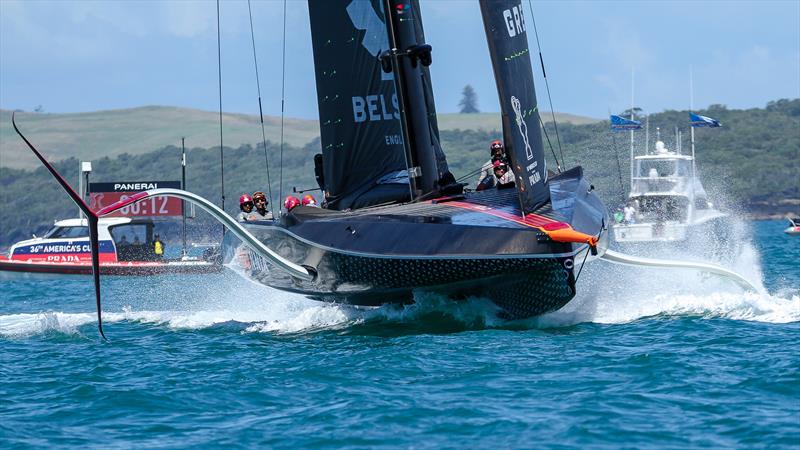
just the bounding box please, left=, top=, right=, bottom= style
left=1, top=0, right=798, bottom=120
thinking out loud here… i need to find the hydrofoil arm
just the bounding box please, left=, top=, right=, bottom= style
left=601, top=249, right=757, bottom=292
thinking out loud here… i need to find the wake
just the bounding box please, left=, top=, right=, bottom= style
left=1, top=286, right=796, bottom=339
left=2, top=241, right=797, bottom=339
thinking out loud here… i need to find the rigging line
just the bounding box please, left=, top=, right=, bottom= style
left=538, top=113, right=561, bottom=171
left=278, top=0, right=287, bottom=214
left=247, top=0, right=275, bottom=218
left=455, top=165, right=487, bottom=184
left=527, top=0, right=565, bottom=170
left=216, top=0, right=226, bottom=216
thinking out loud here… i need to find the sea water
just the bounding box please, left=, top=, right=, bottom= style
left=1, top=220, right=797, bottom=448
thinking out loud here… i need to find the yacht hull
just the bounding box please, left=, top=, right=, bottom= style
left=612, top=213, right=737, bottom=260
left=225, top=177, right=607, bottom=319
left=237, top=237, right=579, bottom=318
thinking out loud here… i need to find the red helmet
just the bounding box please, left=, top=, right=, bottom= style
left=490, top=139, right=503, bottom=151
left=284, top=196, right=301, bottom=211
left=239, top=194, right=253, bottom=205
left=301, top=194, right=317, bottom=206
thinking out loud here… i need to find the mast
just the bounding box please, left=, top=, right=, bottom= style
left=181, top=137, right=187, bottom=258
left=382, top=0, right=438, bottom=198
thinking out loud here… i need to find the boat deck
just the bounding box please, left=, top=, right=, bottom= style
left=289, top=188, right=565, bottom=231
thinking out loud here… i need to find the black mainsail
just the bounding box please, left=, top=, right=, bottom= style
left=479, top=0, right=550, bottom=213
left=308, top=0, right=408, bottom=210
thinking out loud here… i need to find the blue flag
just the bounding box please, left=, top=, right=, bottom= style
left=690, top=112, right=721, bottom=127
left=610, top=115, right=642, bottom=131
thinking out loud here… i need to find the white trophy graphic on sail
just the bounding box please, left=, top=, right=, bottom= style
left=511, top=95, right=534, bottom=161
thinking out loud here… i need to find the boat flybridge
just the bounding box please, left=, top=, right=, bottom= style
left=613, top=140, right=728, bottom=244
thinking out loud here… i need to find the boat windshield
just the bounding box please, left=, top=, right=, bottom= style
left=639, top=160, right=674, bottom=178
left=44, top=226, right=89, bottom=239
left=632, top=159, right=693, bottom=194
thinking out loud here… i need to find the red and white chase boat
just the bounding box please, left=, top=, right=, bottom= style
left=0, top=217, right=220, bottom=275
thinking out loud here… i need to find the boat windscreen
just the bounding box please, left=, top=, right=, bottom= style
left=637, top=160, right=678, bottom=178
left=45, top=226, right=89, bottom=239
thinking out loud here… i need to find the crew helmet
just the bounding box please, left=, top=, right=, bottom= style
left=239, top=194, right=253, bottom=208
left=301, top=194, right=318, bottom=207
left=284, top=196, right=301, bottom=211
left=490, top=139, right=504, bottom=154
left=253, top=191, right=268, bottom=204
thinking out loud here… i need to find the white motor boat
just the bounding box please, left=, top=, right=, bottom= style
left=613, top=141, right=732, bottom=255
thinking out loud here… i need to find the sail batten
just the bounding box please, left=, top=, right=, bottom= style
left=479, top=0, right=550, bottom=214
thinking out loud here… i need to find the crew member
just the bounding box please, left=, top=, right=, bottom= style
left=252, top=191, right=273, bottom=220
left=153, top=234, right=164, bottom=258
left=623, top=203, right=637, bottom=224
left=478, top=139, right=507, bottom=186
left=238, top=194, right=256, bottom=222
left=492, top=160, right=515, bottom=187
left=284, top=195, right=301, bottom=213
left=301, top=194, right=319, bottom=208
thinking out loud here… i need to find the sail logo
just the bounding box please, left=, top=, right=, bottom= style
left=352, top=93, right=400, bottom=123
left=346, top=0, right=393, bottom=81
left=511, top=96, right=534, bottom=161
left=511, top=95, right=544, bottom=186
left=113, top=183, right=158, bottom=191
left=503, top=3, right=526, bottom=38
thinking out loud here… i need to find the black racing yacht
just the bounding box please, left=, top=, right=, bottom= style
left=222, top=0, right=609, bottom=319
left=15, top=0, right=759, bottom=338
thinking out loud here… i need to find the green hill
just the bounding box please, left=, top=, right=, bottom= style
left=1, top=100, right=797, bottom=248
left=0, top=106, right=598, bottom=170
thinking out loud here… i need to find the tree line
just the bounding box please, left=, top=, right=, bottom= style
left=1, top=99, right=797, bottom=247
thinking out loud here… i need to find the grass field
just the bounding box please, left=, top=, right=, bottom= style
left=0, top=106, right=599, bottom=169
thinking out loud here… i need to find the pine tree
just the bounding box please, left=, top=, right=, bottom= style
left=458, top=85, right=479, bottom=114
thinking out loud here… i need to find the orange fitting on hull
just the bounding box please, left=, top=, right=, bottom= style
left=540, top=225, right=598, bottom=247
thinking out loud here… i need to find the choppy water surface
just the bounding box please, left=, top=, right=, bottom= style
left=1, top=220, right=798, bottom=448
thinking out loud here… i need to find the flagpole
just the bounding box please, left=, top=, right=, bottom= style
left=689, top=66, right=696, bottom=205
left=645, top=115, right=650, bottom=154
left=674, top=126, right=679, bottom=153
left=630, top=67, right=635, bottom=190
left=690, top=67, right=696, bottom=163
